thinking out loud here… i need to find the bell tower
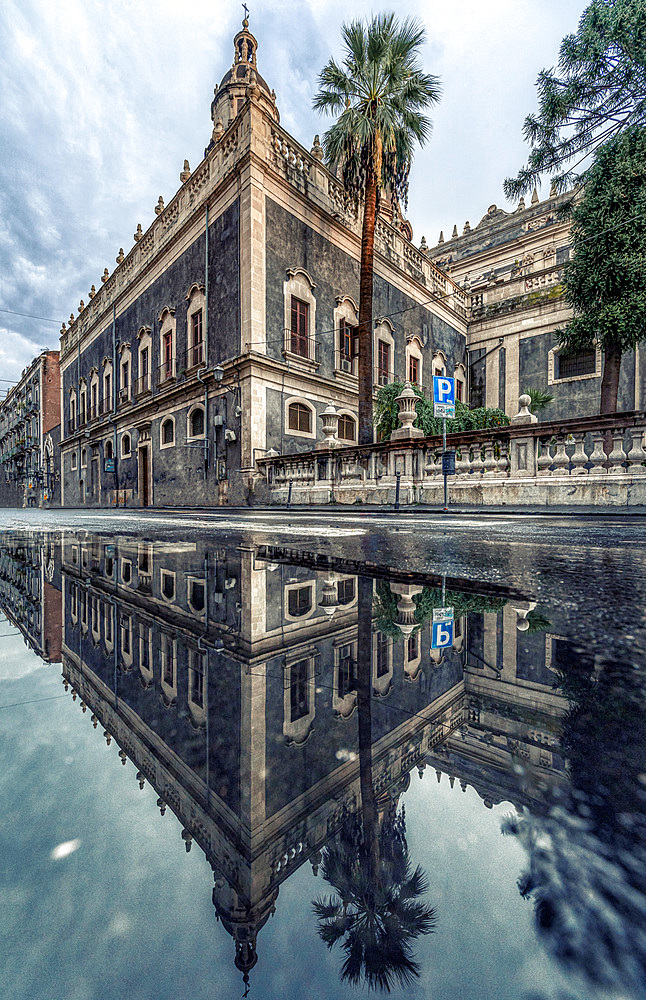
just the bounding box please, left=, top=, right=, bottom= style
left=208, top=13, right=279, bottom=151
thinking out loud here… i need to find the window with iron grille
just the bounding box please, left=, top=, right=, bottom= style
left=191, top=311, right=203, bottom=365
left=290, top=297, right=309, bottom=357
left=163, top=332, right=173, bottom=377
left=557, top=351, right=596, bottom=379
left=378, top=340, right=390, bottom=385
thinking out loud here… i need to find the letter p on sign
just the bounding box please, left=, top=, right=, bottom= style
left=433, top=375, right=455, bottom=405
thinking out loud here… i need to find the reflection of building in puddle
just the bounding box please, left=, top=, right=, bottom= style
left=0, top=531, right=62, bottom=662
left=428, top=602, right=571, bottom=810
left=56, top=533, right=558, bottom=983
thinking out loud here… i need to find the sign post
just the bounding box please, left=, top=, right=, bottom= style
left=433, top=376, right=455, bottom=511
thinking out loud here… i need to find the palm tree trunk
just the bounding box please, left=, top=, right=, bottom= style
left=357, top=575, right=379, bottom=869
left=358, top=171, right=377, bottom=445
left=600, top=341, right=622, bottom=414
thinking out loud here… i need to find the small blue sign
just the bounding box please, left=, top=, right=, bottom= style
left=431, top=620, right=454, bottom=649
left=105, top=459, right=115, bottom=473
left=433, top=375, right=455, bottom=406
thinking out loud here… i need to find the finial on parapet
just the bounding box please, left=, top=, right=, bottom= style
left=512, top=393, right=538, bottom=425
left=78, top=300, right=84, bottom=313
left=102, top=268, right=109, bottom=283
left=60, top=322, right=66, bottom=335
left=69, top=313, right=75, bottom=325
left=212, top=118, right=224, bottom=144
left=531, top=187, right=539, bottom=204
left=517, top=196, right=525, bottom=211
left=438, top=230, right=444, bottom=244
left=116, top=248, right=124, bottom=264
left=155, top=196, right=164, bottom=215
left=463, top=221, right=470, bottom=234
left=89, top=285, right=96, bottom=298
left=310, top=134, right=323, bottom=161
left=134, top=223, right=143, bottom=242
left=180, top=159, right=191, bottom=183
left=451, top=224, right=458, bottom=238
left=419, top=235, right=428, bottom=253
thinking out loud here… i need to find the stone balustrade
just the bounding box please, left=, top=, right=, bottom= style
left=256, top=398, right=646, bottom=507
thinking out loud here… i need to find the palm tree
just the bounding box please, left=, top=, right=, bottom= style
left=313, top=14, right=441, bottom=444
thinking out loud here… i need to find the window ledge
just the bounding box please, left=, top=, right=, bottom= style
left=282, top=350, right=320, bottom=371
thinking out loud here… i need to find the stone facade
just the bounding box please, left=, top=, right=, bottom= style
left=58, top=17, right=466, bottom=508
left=0, top=350, right=62, bottom=507
left=428, top=191, right=645, bottom=419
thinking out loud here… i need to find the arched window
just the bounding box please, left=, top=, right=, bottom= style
left=104, top=439, right=113, bottom=460
left=338, top=413, right=356, bottom=442
left=81, top=448, right=87, bottom=468
left=121, top=433, right=131, bottom=458
left=189, top=407, right=205, bottom=439
left=287, top=401, right=312, bottom=435
left=161, top=418, right=175, bottom=447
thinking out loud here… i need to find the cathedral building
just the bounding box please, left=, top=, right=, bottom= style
left=58, top=17, right=467, bottom=508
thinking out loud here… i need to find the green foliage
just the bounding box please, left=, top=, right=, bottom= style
left=505, top=0, right=646, bottom=197
left=523, top=387, right=554, bottom=413
left=525, top=610, right=553, bottom=634
left=374, top=580, right=507, bottom=637
left=374, top=381, right=510, bottom=441
left=313, top=13, right=441, bottom=209
left=556, top=126, right=646, bottom=360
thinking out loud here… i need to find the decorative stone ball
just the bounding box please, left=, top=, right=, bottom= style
left=518, top=394, right=531, bottom=408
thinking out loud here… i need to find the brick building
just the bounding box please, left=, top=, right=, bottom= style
left=0, top=349, right=62, bottom=507
left=58, top=16, right=467, bottom=508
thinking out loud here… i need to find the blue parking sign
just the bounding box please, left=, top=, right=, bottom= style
left=433, top=375, right=455, bottom=418
left=431, top=620, right=454, bottom=649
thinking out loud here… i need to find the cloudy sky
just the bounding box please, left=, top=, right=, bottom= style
left=0, top=0, right=586, bottom=391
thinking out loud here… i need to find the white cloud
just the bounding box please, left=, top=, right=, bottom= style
left=0, top=0, right=584, bottom=368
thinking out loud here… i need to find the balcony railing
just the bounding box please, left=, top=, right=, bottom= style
left=118, top=386, right=131, bottom=404
left=256, top=400, right=646, bottom=507
left=282, top=331, right=321, bottom=365
left=134, top=373, right=151, bottom=396
left=88, top=404, right=99, bottom=422
left=99, top=397, right=113, bottom=416
left=186, top=342, right=204, bottom=369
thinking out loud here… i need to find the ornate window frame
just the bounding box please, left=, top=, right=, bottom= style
left=160, top=415, right=175, bottom=450
left=283, top=267, right=318, bottom=366
left=187, top=576, right=206, bottom=618
left=334, top=295, right=359, bottom=376
left=548, top=344, right=602, bottom=385
left=187, top=404, right=206, bottom=441
left=406, top=335, right=423, bottom=387
left=159, top=306, right=177, bottom=382
left=186, top=283, right=206, bottom=370
left=137, top=326, right=152, bottom=395
left=160, top=568, right=176, bottom=603
left=284, top=580, right=315, bottom=622
left=432, top=349, right=447, bottom=377
left=333, top=637, right=358, bottom=719
left=285, top=396, right=316, bottom=440
left=120, top=432, right=132, bottom=459
left=102, top=357, right=113, bottom=411
left=374, top=318, right=395, bottom=386
left=283, top=651, right=317, bottom=746
left=372, top=629, right=393, bottom=696
left=454, top=361, right=467, bottom=403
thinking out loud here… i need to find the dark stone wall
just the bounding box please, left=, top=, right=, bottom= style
left=519, top=332, right=639, bottom=420
left=61, top=201, right=240, bottom=507
left=265, top=196, right=466, bottom=382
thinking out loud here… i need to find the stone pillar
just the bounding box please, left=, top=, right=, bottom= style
left=509, top=394, right=538, bottom=477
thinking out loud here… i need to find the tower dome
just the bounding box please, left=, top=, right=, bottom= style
left=207, top=15, right=279, bottom=151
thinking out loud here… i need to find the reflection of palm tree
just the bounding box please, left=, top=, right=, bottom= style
left=313, top=807, right=436, bottom=991
left=313, top=576, right=436, bottom=991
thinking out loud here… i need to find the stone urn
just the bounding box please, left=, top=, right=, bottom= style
left=391, top=382, right=423, bottom=440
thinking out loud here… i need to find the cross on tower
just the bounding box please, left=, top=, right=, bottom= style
left=242, top=3, right=249, bottom=19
